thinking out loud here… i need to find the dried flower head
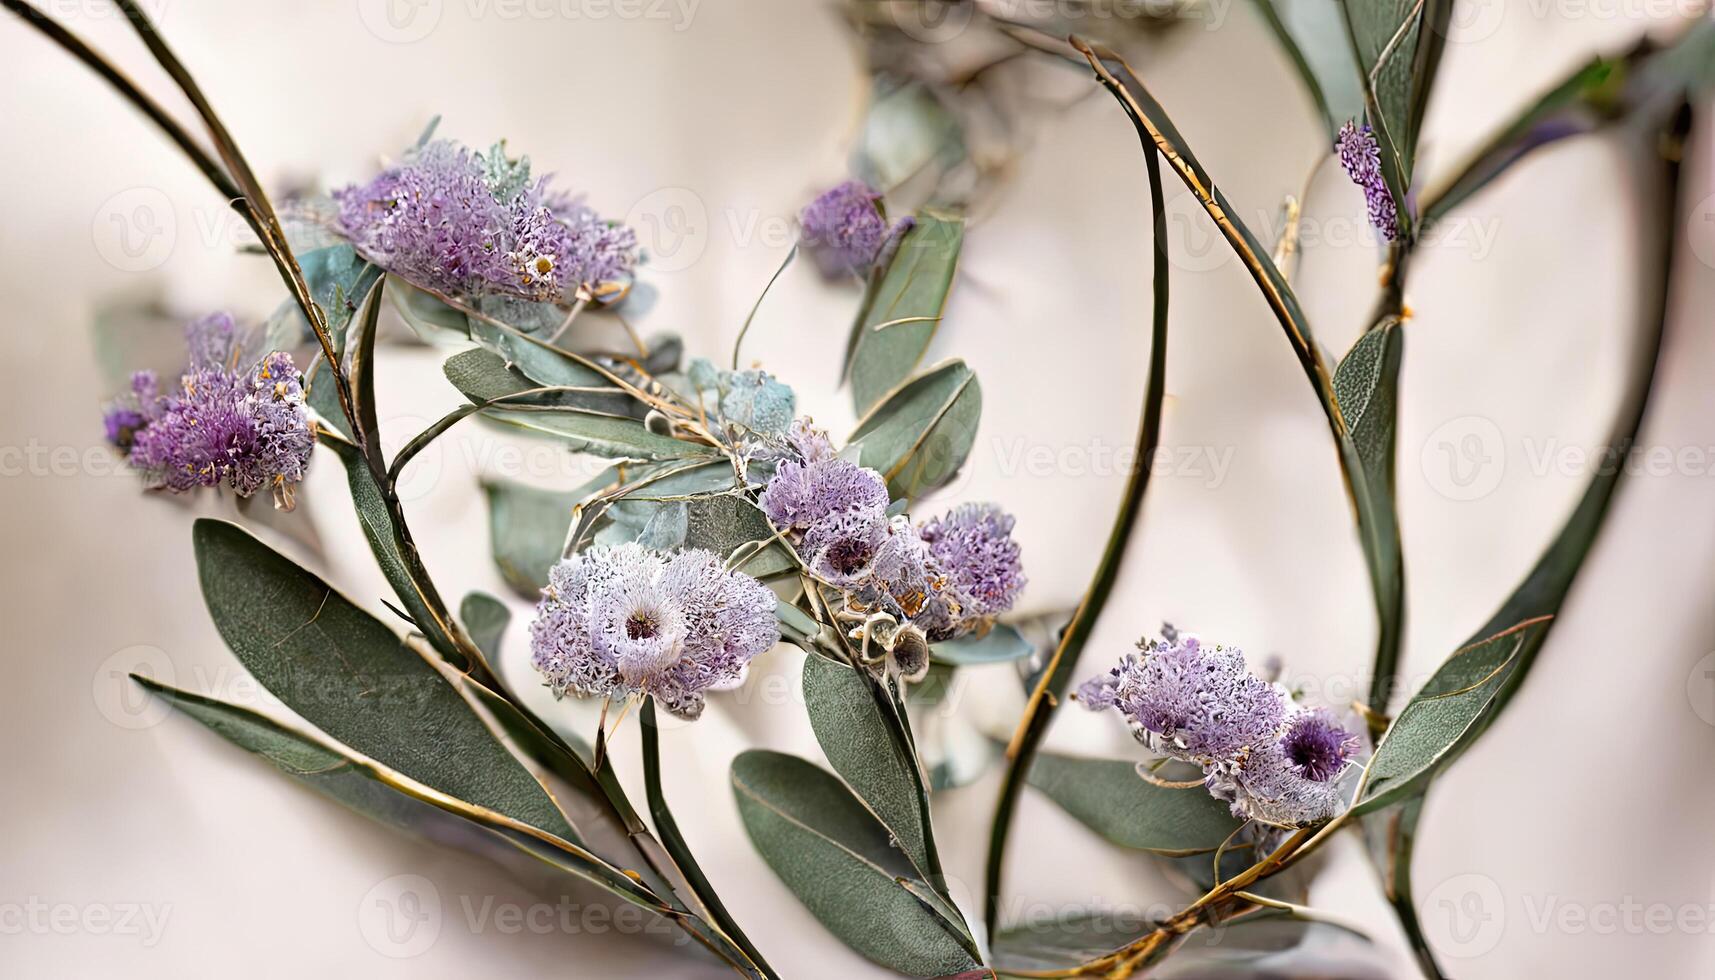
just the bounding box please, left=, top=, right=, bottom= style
left=529, top=543, right=778, bottom=720
left=757, top=454, right=890, bottom=540
left=1207, top=709, right=1361, bottom=827
left=1077, top=630, right=1286, bottom=765
left=799, top=180, right=906, bottom=278
left=111, top=313, right=312, bottom=510
left=1335, top=121, right=1400, bottom=243
left=917, top=503, right=1025, bottom=627
left=335, top=138, right=637, bottom=303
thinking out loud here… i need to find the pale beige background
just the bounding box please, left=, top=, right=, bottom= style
left=2, top=1, right=1714, bottom=977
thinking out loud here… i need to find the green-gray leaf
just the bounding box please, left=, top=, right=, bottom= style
left=460, top=591, right=511, bottom=663
left=801, top=656, right=933, bottom=875
left=1027, top=753, right=1241, bottom=854
left=931, top=624, right=1032, bottom=666
left=730, top=750, right=976, bottom=977
left=1354, top=618, right=1549, bottom=814
left=389, top=275, right=471, bottom=345
left=1252, top=0, right=1366, bottom=137
left=191, top=518, right=574, bottom=841
left=319, top=434, right=464, bottom=663
left=1334, top=323, right=1405, bottom=716
left=482, top=477, right=587, bottom=598
left=849, top=359, right=981, bottom=500
left=847, top=214, right=964, bottom=415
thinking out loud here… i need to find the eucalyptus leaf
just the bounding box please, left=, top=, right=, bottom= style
left=931, top=624, right=1032, bottom=666
left=852, top=82, right=965, bottom=193
left=849, top=359, right=981, bottom=500
left=319, top=434, right=465, bottom=664
left=1251, top=0, right=1366, bottom=137
left=1354, top=618, right=1549, bottom=814
left=801, top=656, right=933, bottom=875
left=191, top=518, right=575, bottom=840
left=1339, top=0, right=1426, bottom=185
left=134, top=676, right=676, bottom=910
left=135, top=674, right=475, bottom=837
left=443, top=347, right=637, bottom=417
left=482, top=406, right=714, bottom=461
left=847, top=214, right=964, bottom=416
left=389, top=275, right=472, bottom=345
left=460, top=591, right=511, bottom=663
left=468, top=316, right=612, bottom=389
left=1333, top=323, right=1405, bottom=717
left=1152, top=913, right=1383, bottom=979
left=1424, top=21, right=1715, bottom=225
left=1026, top=753, right=1241, bottom=854
left=991, top=907, right=1155, bottom=974
left=730, top=750, right=977, bottom=977
left=482, top=477, right=586, bottom=598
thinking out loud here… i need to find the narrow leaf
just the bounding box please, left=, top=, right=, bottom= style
left=731, top=751, right=977, bottom=977
left=1026, top=753, right=1241, bottom=854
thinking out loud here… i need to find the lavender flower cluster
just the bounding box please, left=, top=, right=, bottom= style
left=1335, top=121, right=1400, bottom=243
left=1079, top=627, right=1362, bottom=827
left=798, top=180, right=910, bottom=279
left=334, top=138, right=637, bottom=305
left=758, top=419, right=1025, bottom=675
left=529, top=542, right=780, bottom=720
left=102, top=313, right=314, bottom=510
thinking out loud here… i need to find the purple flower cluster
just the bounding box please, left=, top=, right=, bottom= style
left=1335, top=121, right=1399, bottom=243
left=758, top=419, right=1025, bottom=648
left=102, top=313, right=313, bottom=510
left=335, top=139, right=637, bottom=304
left=1079, top=627, right=1363, bottom=827
left=529, top=542, right=779, bottom=720
left=798, top=180, right=909, bottom=278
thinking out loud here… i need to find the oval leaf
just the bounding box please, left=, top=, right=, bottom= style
left=192, top=519, right=574, bottom=840
left=730, top=750, right=976, bottom=977
left=848, top=213, right=964, bottom=415
left=801, top=656, right=933, bottom=876
left=849, top=359, right=981, bottom=500
left=1026, top=753, right=1241, bottom=854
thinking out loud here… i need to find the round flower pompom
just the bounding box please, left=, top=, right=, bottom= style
left=798, top=180, right=906, bottom=278
left=1208, top=709, right=1362, bottom=827
left=115, top=313, right=313, bottom=510
left=758, top=453, right=890, bottom=541
left=1076, top=630, right=1286, bottom=766
left=335, top=138, right=637, bottom=304
left=1335, top=121, right=1399, bottom=243
left=917, top=503, right=1025, bottom=627
left=529, top=543, right=779, bottom=720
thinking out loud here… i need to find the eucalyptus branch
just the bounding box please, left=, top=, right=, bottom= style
left=983, top=71, right=1173, bottom=934
left=0, top=0, right=238, bottom=202
left=107, top=0, right=364, bottom=451
left=640, top=699, right=777, bottom=979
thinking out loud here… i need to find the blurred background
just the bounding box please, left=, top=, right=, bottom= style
left=2, top=0, right=1714, bottom=976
